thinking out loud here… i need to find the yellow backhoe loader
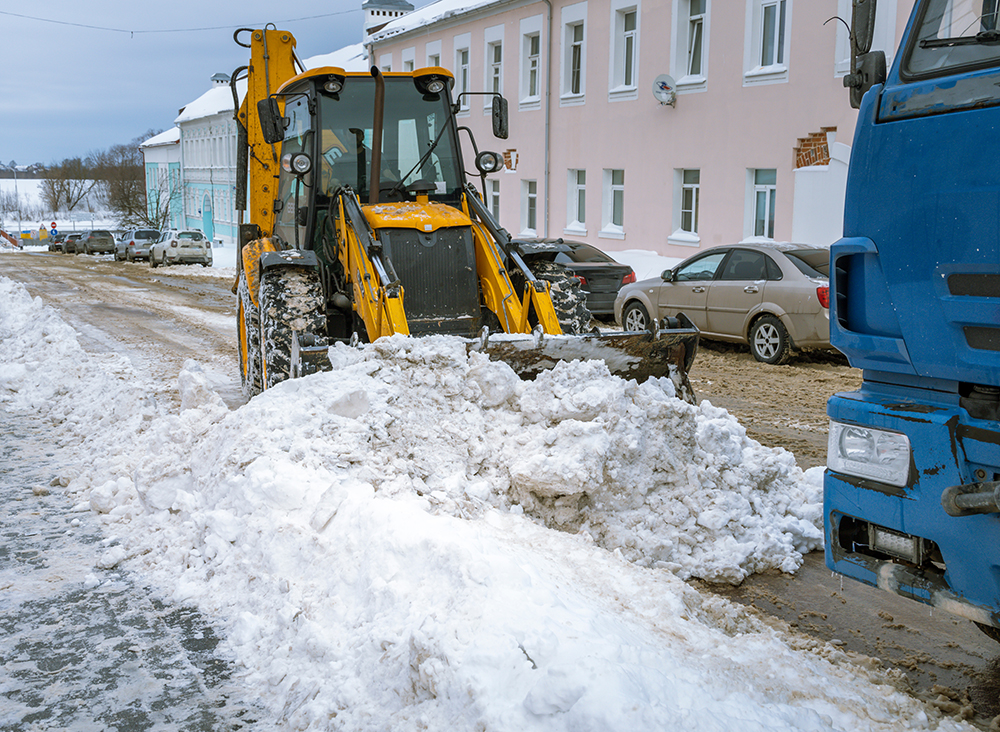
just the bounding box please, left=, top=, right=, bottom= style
left=230, top=28, right=698, bottom=399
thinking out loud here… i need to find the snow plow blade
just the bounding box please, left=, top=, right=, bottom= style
left=470, top=314, right=700, bottom=402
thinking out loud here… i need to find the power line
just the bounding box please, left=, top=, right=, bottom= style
left=0, top=9, right=359, bottom=35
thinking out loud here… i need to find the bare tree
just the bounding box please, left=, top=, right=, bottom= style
left=144, top=168, right=181, bottom=230
left=91, top=130, right=163, bottom=228
left=44, top=158, right=99, bottom=212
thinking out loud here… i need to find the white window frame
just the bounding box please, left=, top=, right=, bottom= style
left=379, top=53, right=393, bottom=73
left=521, top=179, right=538, bottom=236
left=743, top=0, right=792, bottom=86
left=484, top=25, right=505, bottom=111
left=487, top=178, right=501, bottom=218
left=454, top=33, right=472, bottom=114
left=669, top=168, right=701, bottom=246
left=519, top=15, right=544, bottom=110
left=560, top=2, right=588, bottom=106
left=672, top=0, right=710, bottom=93
left=565, top=168, right=587, bottom=235
left=743, top=168, right=777, bottom=241
left=402, top=47, right=416, bottom=72
left=426, top=39, right=442, bottom=68
left=609, top=0, right=640, bottom=101
left=600, top=168, right=625, bottom=240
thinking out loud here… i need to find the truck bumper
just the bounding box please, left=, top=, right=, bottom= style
left=825, top=383, right=1000, bottom=628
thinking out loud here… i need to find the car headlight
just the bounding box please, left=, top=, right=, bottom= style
left=828, top=421, right=911, bottom=487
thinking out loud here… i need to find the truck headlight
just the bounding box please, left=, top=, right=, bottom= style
left=828, top=421, right=911, bottom=487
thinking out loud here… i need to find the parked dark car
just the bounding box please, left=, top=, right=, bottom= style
left=62, top=233, right=83, bottom=254
left=47, top=233, right=66, bottom=252
left=78, top=230, right=116, bottom=255
left=512, top=238, right=636, bottom=317
left=115, top=229, right=160, bottom=261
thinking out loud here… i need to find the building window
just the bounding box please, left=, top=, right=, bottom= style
left=519, top=16, right=544, bottom=109
left=760, top=0, right=786, bottom=67
left=429, top=53, right=441, bottom=66
left=744, top=0, right=790, bottom=85
left=488, top=179, right=501, bottom=218
left=426, top=39, right=442, bottom=68
left=456, top=47, right=470, bottom=110
left=490, top=42, right=503, bottom=94
left=567, top=169, right=586, bottom=232
left=610, top=1, right=639, bottom=99
left=568, top=24, right=584, bottom=95
left=688, top=0, right=705, bottom=76
left=601, top=169, right=625, bottom=239
left=752, top=168, right=776, bottom=239
left=523, top=180, right=538, bottom=234
left=681, top=169, right=699, bottom=233
left=402, top=45, right=415, bottom=73
left=527, top=34, right=540, bottom=98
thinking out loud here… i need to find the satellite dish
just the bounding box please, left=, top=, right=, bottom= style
left=652, top=74, right=677, bottom=107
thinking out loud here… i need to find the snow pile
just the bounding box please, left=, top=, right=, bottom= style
left=0, top=275, right=975, bottom=731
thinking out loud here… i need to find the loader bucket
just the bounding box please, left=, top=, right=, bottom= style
left=470, top=314, right=700, bottom=403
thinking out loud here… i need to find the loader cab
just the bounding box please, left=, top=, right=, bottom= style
left=268, top=70, right=467, bottom=250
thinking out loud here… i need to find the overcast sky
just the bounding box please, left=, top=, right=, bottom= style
left=0, top=2, right=411, bottom=167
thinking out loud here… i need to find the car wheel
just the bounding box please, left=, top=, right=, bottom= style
left=150, top=251, right=159, bottom=268
left=126, top=250, right=133, bottom=262
left=750, top=315, right=791, bottom=365
left=622, top=301, right=651, bottom=332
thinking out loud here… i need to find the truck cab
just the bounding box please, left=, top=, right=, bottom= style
left=825, top=0, right=1000, bottom=635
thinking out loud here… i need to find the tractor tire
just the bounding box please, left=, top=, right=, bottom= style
left=237, top=272, right=263, bottom=399
left=750, top=314, right=791, bottom=365
left=622, top=301, right=651, bottom=332
left=529, top=261, right=593, bottom=335
left=259, top=266, right=328, bottom=390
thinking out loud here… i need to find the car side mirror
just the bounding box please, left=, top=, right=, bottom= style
left=661, top=269, right=674, bottom=281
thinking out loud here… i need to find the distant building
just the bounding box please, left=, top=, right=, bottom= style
left=139, top=127, right=182, bottom=230
left=175, top=73, right=240, bottom=244
left=363, top=0, right=415, bottom=36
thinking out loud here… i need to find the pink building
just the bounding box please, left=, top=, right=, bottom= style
left=367, top=0, right=911, bottom=258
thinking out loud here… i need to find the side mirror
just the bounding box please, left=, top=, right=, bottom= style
left=492, top=95, right=509, bottom=140
left=845, top=51, right=886, bottom=109
left=852, top=0, right=877, bottom=54
left=257, top=97, right=285, bottom=144
left=661, top=269, right=673, bottom=281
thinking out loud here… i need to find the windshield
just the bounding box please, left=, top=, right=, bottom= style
left=179, top=231, right=204, bottom=240
left=316, top=77, right=463, bottom=202
left=905, top=0, right=1000, bottom=77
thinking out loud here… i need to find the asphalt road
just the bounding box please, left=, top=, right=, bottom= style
left=3, top=248, right=998, bottom=728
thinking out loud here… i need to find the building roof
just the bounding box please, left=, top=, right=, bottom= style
left=140, top=127, right=181, bottom=148
left=362, top=0, right=414, bottom=9
left=304, top=42, right=369, bottom=72
left=370, top=0, right=500, bottom=42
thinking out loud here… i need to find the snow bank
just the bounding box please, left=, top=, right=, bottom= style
left=0, top=275, right=974, bottom=731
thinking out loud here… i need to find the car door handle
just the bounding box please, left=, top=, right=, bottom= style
left=691, top=286, right=706, bottom=293
left=743, top=285, right=759, bottom=293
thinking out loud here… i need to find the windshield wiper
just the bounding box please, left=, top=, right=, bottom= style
left=920, top=29, right=1000, bottom=48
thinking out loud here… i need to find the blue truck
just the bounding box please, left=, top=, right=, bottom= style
left=825, top=0, right=1000, bottom=641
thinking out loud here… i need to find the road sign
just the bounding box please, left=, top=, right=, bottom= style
left=50, top=222, right=56, bottom=229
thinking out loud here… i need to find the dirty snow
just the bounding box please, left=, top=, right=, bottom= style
left=0, top=273, right=977, bottom=731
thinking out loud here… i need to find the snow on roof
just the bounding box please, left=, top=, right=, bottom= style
left=175, top=78, right=247, bottom=124
left=303, top=42, right=370, bottom=72
left=371, top=0, right=501, bottom=41
left=362, top=0, right=414, bottom=9
left=140, top=127, right=180, bottom=148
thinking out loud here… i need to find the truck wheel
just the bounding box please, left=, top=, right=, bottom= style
left=237, top=273, right=263, bottom=398
left=529, top=261, right=593, bottom=334
left=622, top=301, right=651, bottom=332
left=259, top=267, right=328, bottom=390
left=750, top=315, right=791, bottom=365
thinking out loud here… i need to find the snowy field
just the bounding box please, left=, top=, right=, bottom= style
left=0, top=264, right=978, bottom=730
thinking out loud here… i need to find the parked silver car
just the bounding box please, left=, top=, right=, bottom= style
left=614, top=243, right=831, bottom=364
left=149, top=229, right=213, bottom=268
left=77, top=230, right=116, bottom=255
left=115, top=229, right=160, bottom=261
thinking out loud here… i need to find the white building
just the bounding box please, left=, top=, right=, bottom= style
left=139, top=127, right=182, bottom=230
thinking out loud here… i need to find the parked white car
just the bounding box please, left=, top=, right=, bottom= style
left=149, top=229, right=213, bottom=268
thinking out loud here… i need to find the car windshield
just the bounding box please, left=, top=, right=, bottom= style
left=784, top=250, right=829, bottom=277
left=179, top=232, right=204, bottom=240
left=906, top=0, right=1000, bottom=77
